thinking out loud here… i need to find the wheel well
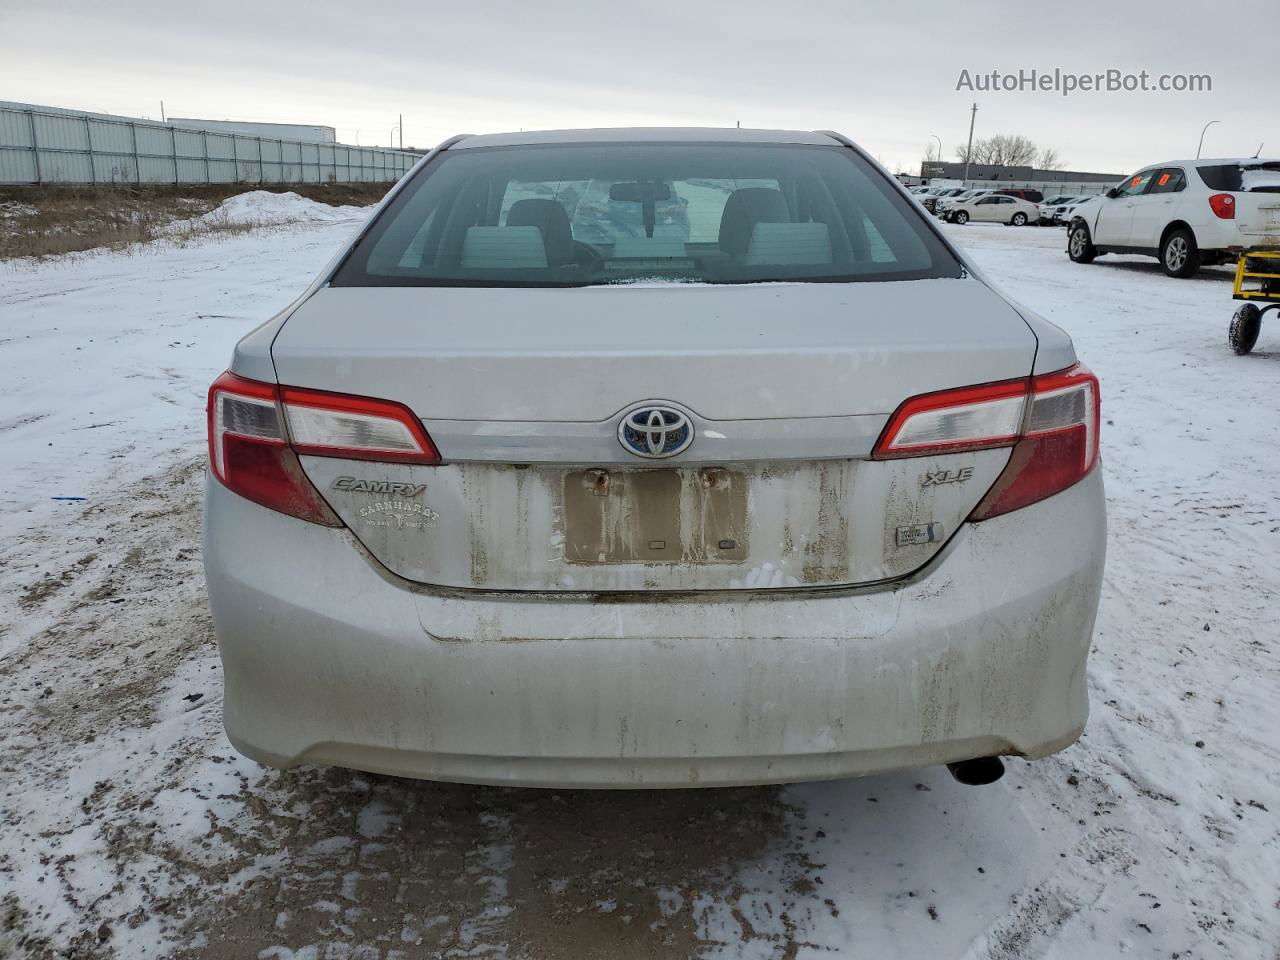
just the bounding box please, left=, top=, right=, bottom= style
left=1159, top=220, right=1196, bottom=249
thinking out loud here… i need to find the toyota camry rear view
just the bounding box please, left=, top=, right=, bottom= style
left=203, top=128, right=1105, bottom=788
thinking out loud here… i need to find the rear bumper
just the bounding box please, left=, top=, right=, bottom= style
left=204, top=468, right=1106, bottom=788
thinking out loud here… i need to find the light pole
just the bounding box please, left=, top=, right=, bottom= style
left=962, top=103, right=978, bottom=187
left=1197, top=120, right=1220, bottom=159
left=928, top=134, right=942, bottom=177
left=389, top=122, right=401, bottom=148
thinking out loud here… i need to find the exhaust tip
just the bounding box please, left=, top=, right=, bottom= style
left=946, top=756, right=1005, bottom=786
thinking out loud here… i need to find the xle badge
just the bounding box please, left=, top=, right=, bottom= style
left=921, top=466, right=974, bottom=487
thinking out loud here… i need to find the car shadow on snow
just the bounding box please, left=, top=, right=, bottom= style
left=1089, top=257, right=1235, bottom=282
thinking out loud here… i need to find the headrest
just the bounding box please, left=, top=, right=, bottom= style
left=506, top=199, right=574, bottom=264
left=460, top=226, right=548, bottom=269
left=744, top=222, right=833, bottom=266
left=718, top=187, right=790, bottom=256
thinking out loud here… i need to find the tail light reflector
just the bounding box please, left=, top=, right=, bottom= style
left=874, top=364, right=1100, bottom=521
left=1208, top=193, right=1236, bottom=219
left=207, top=372, right=441, bottom=525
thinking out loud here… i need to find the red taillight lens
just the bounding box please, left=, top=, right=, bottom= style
left=206, top=373, right=442, bottom=525
left=874, top=364, right=1100, bottom=521
left=970, top=364, right=1099, bottom=520
left=1208, top=193, right=1236, bottom=219
left=207, top=372, right=341, bottom=526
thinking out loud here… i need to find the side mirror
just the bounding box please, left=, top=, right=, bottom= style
left=1105, top=188, right=1119, bottom=199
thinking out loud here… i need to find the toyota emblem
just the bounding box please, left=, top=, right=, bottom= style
left=617, top=404, right=694, bottom=459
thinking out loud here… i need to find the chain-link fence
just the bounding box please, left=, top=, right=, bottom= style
left=0, top=101, right=421, bottom=186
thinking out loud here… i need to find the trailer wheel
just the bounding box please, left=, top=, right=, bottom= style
left=1229, top=303, right=1261, bottom=355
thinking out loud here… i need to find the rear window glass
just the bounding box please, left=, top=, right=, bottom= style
left=1196, top=164, right=1242, bottom=191
left=1199, top=162, right=1280, bottom=193
left=332, top=143, right=963, bottom=287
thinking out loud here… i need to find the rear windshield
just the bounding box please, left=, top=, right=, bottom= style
left=331, top=142, right=963, bottom=287
left=1198, top=161, right=1280, bottom=192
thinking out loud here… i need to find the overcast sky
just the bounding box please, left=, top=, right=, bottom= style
left=3, top=0, right=1278, bottom=175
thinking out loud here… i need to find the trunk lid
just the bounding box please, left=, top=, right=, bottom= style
left=273, top=278, right=1037, bottom=591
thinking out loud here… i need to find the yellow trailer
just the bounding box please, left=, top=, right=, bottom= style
left=1230, top=248, right=1280, bottom=354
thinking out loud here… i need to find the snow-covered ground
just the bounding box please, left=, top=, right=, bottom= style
left=0, top=207, right=1277, bottom=959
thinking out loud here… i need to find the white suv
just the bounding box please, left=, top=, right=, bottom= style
left=1067, top=159, right=1280, bottom=277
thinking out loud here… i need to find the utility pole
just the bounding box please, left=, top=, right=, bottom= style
left=399, top=113, right=403, bottom=149
left=160, top=100, right=165, bottom=123
left=963, top=102, right=977, bottom=186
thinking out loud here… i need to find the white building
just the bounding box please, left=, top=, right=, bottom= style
left=168, top=118, right=336, bottom=143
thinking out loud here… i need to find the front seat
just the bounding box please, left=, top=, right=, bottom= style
left=718, top=187, right=790, bottom=257
left=506, top=199, right=575, bottom=266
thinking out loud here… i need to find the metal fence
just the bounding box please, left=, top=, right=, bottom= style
left=0, top=101, right=420, bottom=186
left=961, top=179, right=1114, bottom=196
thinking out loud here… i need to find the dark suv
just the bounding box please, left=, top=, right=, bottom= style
left=997, top=188, right=1044, bottom=203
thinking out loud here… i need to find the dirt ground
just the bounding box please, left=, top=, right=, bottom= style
left=0, top=183, right=390, bottom=259
left=0, top=461, right=824, bottom=959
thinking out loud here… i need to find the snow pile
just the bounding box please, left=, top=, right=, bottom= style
left=0, top=200, right=38, bottom=219
left=195, top=190, right=368, bottom=227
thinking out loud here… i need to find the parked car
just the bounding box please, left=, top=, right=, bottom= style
left=921, top=186, right=967, bottom=214
left=936, top=189, right=993, bottom=217
left=945, top=193, right=1040, bottom=225
left=205, top=127, right=1105, bottom=789
left=996, top=188, right=1045, bottom=204
left=1068, top=159, right=1280, bottom=277
left=1057, top=197, right=1092, bottom=224
left=1037, top=195, right=1083, bottom=225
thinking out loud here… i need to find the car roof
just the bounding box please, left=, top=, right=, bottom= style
left=449, top=128, right=843, bottom=150
left=1134, top=158, right=1278, bottom=169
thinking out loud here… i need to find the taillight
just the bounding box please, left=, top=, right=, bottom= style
left=1208, top=193, right=1236, bottom=219
left=279, top=386, right=440, bottom=464
left=872, top=378, right=1028, bottom=458
left=207, top=373, right=341, bottom=526
left=206, top=372, right=442, bottom=525
left=873, top=364, right=1100, bottom=521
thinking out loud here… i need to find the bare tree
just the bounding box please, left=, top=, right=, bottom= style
left=955, top=134, right=1044, bottom=167
left=1037, top=147, right=1067, bottom=170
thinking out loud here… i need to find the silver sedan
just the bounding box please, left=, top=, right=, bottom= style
left=204, top=128, right=1105, bottom=788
